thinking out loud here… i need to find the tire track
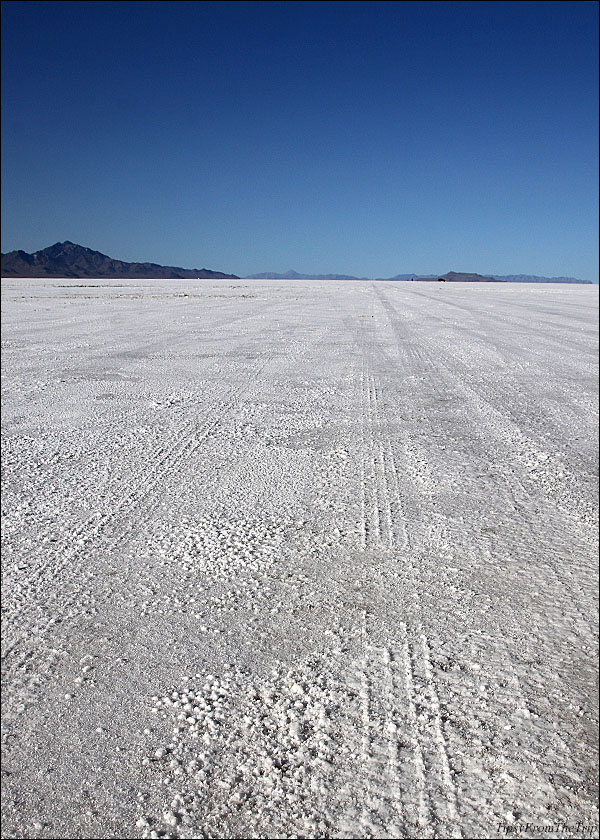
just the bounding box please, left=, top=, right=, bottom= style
left=364, top=371, right=390, bottom=549
left=363, top=284, right=597, bottom=831
left=493, top=632, right=593, bottom=799
left=360, top=362, right=381, bottom=549
left=342, top=611, right=421, bottom=839
left=414, top=630, right=462, bottom=836
left=369, top=375, right=394, bottom=550
left=358, top=350, right=396, bottom=551
left=414, top=352, right=597, bottom=630
left=359, top=632, right=377, bottom=836
left=350, top=310, right=465, bottom=835
left=428, top=622, right=597, bottom=833
left=398, top=625, right=432, bottom=834
left=343, top=623, right=463, bottom=837
left=346, top=284, right=597, bottom=836
left=381, top=645, right=409, bottom=839
left=395, top=285, right=596, bottom=360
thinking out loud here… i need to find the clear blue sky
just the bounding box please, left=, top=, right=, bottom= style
left=1, top=1, right=598, bottom=281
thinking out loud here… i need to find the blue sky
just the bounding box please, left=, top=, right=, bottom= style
left=1, top=1, right=598, bottom=281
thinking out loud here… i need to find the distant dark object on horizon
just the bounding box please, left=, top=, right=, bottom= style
left=416, top=271, right=498, bottom=283
left=0, top=242, right=238, bottom=280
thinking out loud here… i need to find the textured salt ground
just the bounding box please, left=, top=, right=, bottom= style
left=1, top=278, right=598, bottom=839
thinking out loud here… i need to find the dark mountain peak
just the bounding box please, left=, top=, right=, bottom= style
left=1, top=242, right=238, bottom=280
left=40, top=241, right=102, bottom=258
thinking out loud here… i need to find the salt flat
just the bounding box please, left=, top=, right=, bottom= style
left=1, top=277, right=598, bottom=839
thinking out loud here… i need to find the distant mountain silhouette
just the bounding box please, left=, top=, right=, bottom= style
left=249, top=269, right=590, bottom=283
left=248, top=270, right=372, bottom=281
left=491, top=274, right=587, bottom=284
left=2, top=247, right=590, bottom=283
left=250, top=270, right=497, bottom=282
left=248, top=270, right=435, bottom=281
left=1, top=241, right=238, bottom=279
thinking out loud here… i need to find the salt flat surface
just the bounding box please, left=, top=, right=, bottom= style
left=1, top=277, right=598, bottom=839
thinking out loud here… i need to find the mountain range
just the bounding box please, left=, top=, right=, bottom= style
left=0, top=243, right=590, bottom=283
left=0, top=242, right=238, bottom=280
left=249, top=270, right=590, bottom=283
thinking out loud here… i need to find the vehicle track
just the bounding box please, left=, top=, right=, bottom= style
left=347, top=302, right=464, bottom=837
left=345, top=284, right=597, bottom=836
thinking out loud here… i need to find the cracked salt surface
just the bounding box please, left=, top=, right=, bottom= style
left=1, top=277, right=598, bottom=839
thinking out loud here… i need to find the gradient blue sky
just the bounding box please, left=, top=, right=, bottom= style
left=2, top=1, right=598, bottom=281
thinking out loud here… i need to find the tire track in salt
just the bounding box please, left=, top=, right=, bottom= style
left=398, top=626, right=431, bottom=834
left=357, top=293, right=465, bottom=838
left=367, top=283, right=597, bottom=831
left=359, top=364, right=368, bottom=550
left=489, top=632, right=595, bottom=820
left=369, top=375, right=394, bottom=550
left=412, top=630, right=462, bottom=835
left=364, top=371, right=391, bottom=549
left=352, top=284, right=589, bottom=836
left=346, top=306, right=463, bottom=836
left=377, top=278, right=594, bottom=587
left=359, top=619, right=377, bottom=836
left=381, top=644, right=414, bottom=836
left=342, top=621, right=463, bottom=837
left=357, top=349, right=395, bottom=550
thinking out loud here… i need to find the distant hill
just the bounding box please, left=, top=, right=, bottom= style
left=1, top=241, right=238, bottom=279
left=248, top=270, right=371, bottom=281
left=491, top=274, right=588, bottom=284
left=247, top=270, right=431, bottom=281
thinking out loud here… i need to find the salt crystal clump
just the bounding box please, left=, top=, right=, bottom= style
left=162, top=809, right=180, bottom=826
